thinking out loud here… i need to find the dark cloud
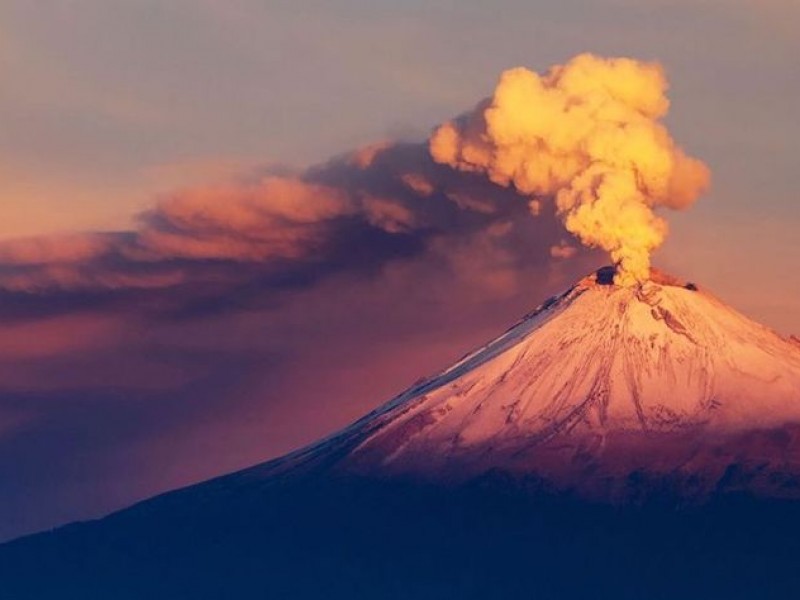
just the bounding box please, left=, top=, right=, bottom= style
left=0, top=142, right=578, bottom=319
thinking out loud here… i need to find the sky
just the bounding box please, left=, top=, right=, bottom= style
left=0, top=0, right=798, bottom=541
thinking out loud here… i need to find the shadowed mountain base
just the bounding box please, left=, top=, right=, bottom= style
left=2, top=472, right=800, bottom=599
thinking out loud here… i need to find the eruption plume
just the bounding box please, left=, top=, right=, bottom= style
left=429, top=53, right=710, bottom=286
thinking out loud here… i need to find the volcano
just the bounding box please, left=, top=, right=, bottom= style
left=271, top=266, right=800, bottom=497
left=3, top=267, right=800, bottom=599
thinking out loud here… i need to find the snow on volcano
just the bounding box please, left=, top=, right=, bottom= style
left=257, top=266, right=800, bottom=499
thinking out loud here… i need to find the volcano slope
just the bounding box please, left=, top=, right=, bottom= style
left=2, top=267, right=800, bottom=599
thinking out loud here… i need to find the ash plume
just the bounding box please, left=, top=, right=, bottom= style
left=0, top=54, right=708, bottom=309
left=430, top=53, right=710, bottom=286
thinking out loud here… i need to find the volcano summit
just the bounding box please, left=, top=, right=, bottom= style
left=279, top=266, right=800, bottom=498
left=3, top=267, right=800, bottom=599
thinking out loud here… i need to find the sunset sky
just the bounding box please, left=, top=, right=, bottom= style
left=1, top=0, right=798, bottom=541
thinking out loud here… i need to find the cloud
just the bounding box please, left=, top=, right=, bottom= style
left=0, top=136, right=589, bottom=322
left=430, top=53, right=710, bottom=285
left=0, top=53, right=713, bottom=304
left=550, top=240, right=578, bottom=259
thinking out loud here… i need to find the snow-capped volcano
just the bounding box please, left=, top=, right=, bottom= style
left=259, top=266, right=800, bottom=497
left=5, top=267, right=800, bottom=600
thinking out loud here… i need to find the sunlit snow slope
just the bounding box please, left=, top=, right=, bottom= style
left=261, top=267, right=800, bottom=498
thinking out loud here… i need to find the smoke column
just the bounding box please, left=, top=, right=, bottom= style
left=429, top=53, right=710, bottom=286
